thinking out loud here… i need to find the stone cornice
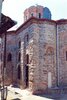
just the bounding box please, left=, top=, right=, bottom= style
left=16, top=17, right=67, bottom=33
left=6, top=17, right=67, bottom=35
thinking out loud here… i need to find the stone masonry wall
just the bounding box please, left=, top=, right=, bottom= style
left=2, top=18, right=67, bottom=94
left=57, top=24, right=67, bottom=86
left=32, top=21, right=57, bottom=93
left=16, top=24, right=35, bottom=90
left=2, top=33, right=17, bottom=85
left=39, top=22, right=57, bottom=88
left=1, top=20, right=57, bottom=94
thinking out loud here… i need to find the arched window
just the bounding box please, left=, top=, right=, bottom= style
left=31, top=13, right=33, bottom=17
left=7, top=53, right=12, bottom=61
left=26, top=34, right=29, bottom=42
left=18, top=65, right=21, bottom=79
left=46, top=47, right=54, bottom=55
left=18, top=52, right=21, bottom=62
left=39, top=13, right=41, bottom=18
left=18, top=41, right=21, bottom=49
left=46, top=47, right=54, bottom=64
left=24, top=34, right=29, bottom=43
left=1, top=53, right=2, bottom=61
left=26, top=54, right=29, bottom=64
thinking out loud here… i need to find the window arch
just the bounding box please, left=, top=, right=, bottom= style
left=26, top=34, right=29, bottom=42
left=7, top=53, right=12, bottom=61
left=46, top=47, right=54, bottom=55
left=39, top=13, right=41, bottom=18
left=26, top=54, right=29, bottom=64
left=18, top=65, right=21, bottom=79
left=31, top=13, right=33, bottom=17
left=46, top=47, right=54, bottom=64
left=1, top=53, right=2, bottom=61
left=18, top=41, right=21, bottom=49
left=24, top=34, right=29, bottom=43
left=18, top=52, right=21, bottom=62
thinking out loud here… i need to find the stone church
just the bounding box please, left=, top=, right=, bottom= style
left=1, top=5, right=67, bottom=94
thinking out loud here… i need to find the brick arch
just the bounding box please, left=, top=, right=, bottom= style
left=46, top=47, right=54, bottom=55
left=61, top=46, right=67, bottom=54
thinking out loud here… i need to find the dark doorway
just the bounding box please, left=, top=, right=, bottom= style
left=18, top=65, right=21, bottom=80
left=25, top=65, right=29, bottom=87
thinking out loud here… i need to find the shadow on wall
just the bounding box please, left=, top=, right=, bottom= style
left=35, top=92, right=64, bottom=100
left=11, top=98, right=21, bottom=100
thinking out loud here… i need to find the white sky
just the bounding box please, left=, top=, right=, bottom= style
left=2, top=0, right=67, bottom=25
